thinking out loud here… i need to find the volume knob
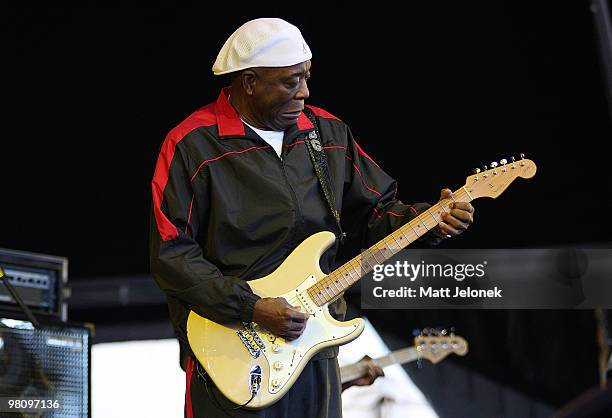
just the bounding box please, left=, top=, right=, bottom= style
left=273, top=361, right=283, bottom=371
left=271, top=379, right=281, bottom=388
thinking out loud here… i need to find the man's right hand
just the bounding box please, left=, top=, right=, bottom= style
left=252, top=297, right=309, bottom=341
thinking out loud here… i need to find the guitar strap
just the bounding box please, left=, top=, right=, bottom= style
left=302, top=107, right=346, bottom=244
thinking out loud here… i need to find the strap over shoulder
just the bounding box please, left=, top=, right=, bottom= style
left=302, top=107, right=346, bottom=244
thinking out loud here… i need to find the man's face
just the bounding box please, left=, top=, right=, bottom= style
left=249, top=60, right=311, bottom=131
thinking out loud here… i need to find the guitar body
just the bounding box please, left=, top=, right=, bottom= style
left=187, top=231, right=365, bottom=409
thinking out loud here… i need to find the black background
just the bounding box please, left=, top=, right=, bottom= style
left=3, top=0, right=612, bottom=411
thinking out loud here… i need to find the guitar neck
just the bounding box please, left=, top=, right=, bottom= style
left=340, top=346, right=420, bottom=384
left=307, top=187, right=474, bottom=305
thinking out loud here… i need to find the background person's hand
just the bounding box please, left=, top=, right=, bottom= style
left=342, top=355, right=385, bottom=391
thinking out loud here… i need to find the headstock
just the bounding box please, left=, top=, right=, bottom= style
left=414, top=329, right=469, bottom=364
left=464, top=154, right=537, bottom=200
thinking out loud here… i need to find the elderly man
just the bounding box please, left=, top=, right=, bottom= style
left=150, top=18, right=474, bottom=418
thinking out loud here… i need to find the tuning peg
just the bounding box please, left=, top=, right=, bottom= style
left=500, top=159, right=507, bottom=165
left=520, top=153, right=525, bottom=159
left=490, top=161, right=498, bottom=168
left=413, top=328, right=422, bottom=337
left=511, top=156, right=516, bottom=162
left=483, top=164, right=488, bottom=171
left=450, top=327, right=456, bottom=336
left=473, top=168, right=481, bottom=174
left=440, top=329, right=448, bottom=336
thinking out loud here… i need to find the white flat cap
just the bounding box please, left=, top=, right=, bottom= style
left=212, top=18, right=312, bottom=75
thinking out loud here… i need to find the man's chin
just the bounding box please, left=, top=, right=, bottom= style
left=273, top=116, right=298, bottom=130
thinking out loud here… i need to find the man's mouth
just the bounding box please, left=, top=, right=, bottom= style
left=282, top=110, right=302, bottom=118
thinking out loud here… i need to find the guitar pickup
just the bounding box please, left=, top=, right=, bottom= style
left=237, top=324, right=266, bottom=358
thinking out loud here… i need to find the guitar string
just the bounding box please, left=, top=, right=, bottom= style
left=269, top=188, right=472, bottom=309
left=304, top=189, right=469, bottom=304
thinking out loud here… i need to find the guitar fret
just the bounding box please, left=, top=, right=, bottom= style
left=392, top=232, right=404, bottom=249
left=383, top=238, right=395, bottom=252
left=414, top=214, right=430, bottom=232
left=320, top=282, right=333, bottom=301
left=329, top=274, right=343, bottom=293
left=313, top=284, right=326, bottom=303
left=428, top=209, right=440, bottom=225
left=345, top=263, right=360, bottom=283
left=361, top=252, right=376, bottom=271
left=348, top=264, right=359, bottom=284
left=340, top=268, right=353, bottom=287
left=310, top=289, right=322, bottom=305
left=369, top=248, right=383, bottom=264
left=354, top=259, right=368, bottom=274
left=461, top=186, right=473, bottom=200
left=390, top=238, right=402, bottom=252
left=395, top=230, right=408, bottom=244
left=429, top=204, right=442, bottom=223
left=407, top=220, right=422, bottom=237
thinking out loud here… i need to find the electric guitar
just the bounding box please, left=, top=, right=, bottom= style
left=340, top=333, right=468, bottom=384
left=187, top=157, right=537, bottom=408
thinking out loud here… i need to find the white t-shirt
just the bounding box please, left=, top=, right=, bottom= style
left=242, top=119, right=284, bottom=158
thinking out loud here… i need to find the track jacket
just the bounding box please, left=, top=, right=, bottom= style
left=150, top=87, right=433, bottom=356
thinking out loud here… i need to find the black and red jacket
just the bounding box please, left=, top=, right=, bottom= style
left=149, top=87, right=432, bottom=354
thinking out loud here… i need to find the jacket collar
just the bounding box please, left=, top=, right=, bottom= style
left=214, top=87, right=314, bottom=138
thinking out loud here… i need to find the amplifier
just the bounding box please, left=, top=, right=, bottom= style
left=0, top=248, right=69, bottom=322
left=0, top=317, right=91, bottom=417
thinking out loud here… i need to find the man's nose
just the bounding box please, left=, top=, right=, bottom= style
left=296, top=79, right=309, bottom=101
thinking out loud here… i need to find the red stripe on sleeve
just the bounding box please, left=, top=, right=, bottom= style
left=151, top=138, right=181, bottom=241
left=186, top=357, right=194, bottom=418
left=184, top=195, right=195, bottom=235
left=151, top=105, right=216, bottom=241
left=345, top=155, right=382, bottom=197
left=353, top=140, right=380, bottom=168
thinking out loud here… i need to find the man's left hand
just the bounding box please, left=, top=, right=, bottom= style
left=437, top=188, right=475, bottom=237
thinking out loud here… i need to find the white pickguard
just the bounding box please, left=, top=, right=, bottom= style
left=252, top=275, right=361, bottom=394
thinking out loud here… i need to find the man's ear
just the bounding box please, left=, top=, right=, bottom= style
left=241, top=70, right=257, bottom=96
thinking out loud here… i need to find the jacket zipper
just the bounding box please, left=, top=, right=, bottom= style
left=240, top=134, right=306, bottom=247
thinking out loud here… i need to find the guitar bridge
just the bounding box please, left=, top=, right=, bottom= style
left=237, top=324, right=266, bottom=358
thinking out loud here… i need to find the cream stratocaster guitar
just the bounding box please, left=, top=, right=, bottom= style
left=187, top=157, right=537, bottom=409
left=340, top=333, right=468, bottom=384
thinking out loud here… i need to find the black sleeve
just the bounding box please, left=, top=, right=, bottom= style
left=340, top=126, right=439, bottom=249
left=149, top=138, right=260, bottom=324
